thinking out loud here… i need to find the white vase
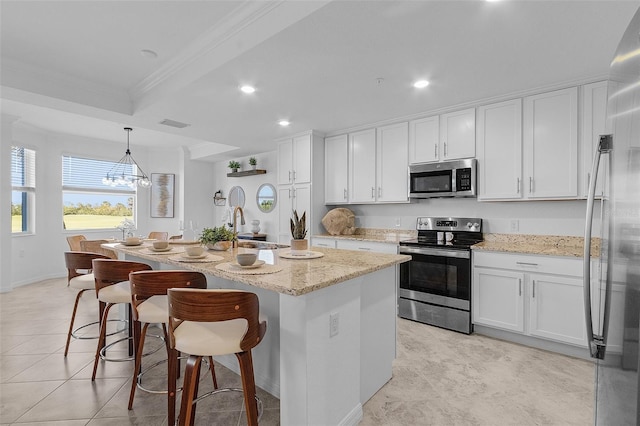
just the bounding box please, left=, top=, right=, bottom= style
left=251, top=219, right=260, bottom=234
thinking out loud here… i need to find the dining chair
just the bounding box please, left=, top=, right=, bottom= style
left=127, top=270, right=212, bottom=419
left=80, top=239, right=118, bottom=259
left=148, top=231, right=169, bottom=240
left=167, top=288, right=267, bottom=426
left=90, top=259, right=152, bottom=381
left=63, top=251, right=111, bottom=356
left=66, top=234, right=86, bottom=251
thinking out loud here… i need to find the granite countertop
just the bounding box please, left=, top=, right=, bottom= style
left=108, top=243, right=410, bottom=296
left=314, top=228, right=417, bottom=244
left=472, top=234, right=601, bottom=258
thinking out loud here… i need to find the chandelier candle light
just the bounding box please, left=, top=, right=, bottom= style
left=102, top=127, right=151, bottom=188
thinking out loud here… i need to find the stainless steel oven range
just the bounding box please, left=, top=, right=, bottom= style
left=398, top=217, right=483, bottom=334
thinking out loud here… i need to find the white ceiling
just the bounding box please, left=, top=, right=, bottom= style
left=1, top=0, right=638, bottom=161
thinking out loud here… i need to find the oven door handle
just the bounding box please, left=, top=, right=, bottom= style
left=399, top=246, right=470, bottom=259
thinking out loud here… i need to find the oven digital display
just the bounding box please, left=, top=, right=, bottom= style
left=436, top=220, right=457, bottom=227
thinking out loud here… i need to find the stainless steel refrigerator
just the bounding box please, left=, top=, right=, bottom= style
left=584, top=6, right=640, bottom=425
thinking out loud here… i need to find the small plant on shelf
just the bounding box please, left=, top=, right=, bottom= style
left=249, top=157, right=257, bottom=169
left=228, top=160, right=240, bottom=172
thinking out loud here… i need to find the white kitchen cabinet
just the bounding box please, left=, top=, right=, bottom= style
left=473, top=251, right=588, bottom=348
left=440, top=108, right=476, bottom=160
left=528, top=273, right=586, bottom=346
left=476, top=99, right=523, bottom=200
left=336, top=239, right=398, bottom=254
left=376, top=122, right=409, bottom=203
left=523, top=87, right=578, bottom=199
left=277, top=133, right=312, bottom=185
left=581, top=81, right=609, bottom=198
left=473, top=268, right=524, bottom=332
left=349, top=128, right=377, bottom=203
left=278, top=184, right=310, bottom=244
left=409, top=115, right=439, bottom=164
left=324, top=134, right=349, bottom=204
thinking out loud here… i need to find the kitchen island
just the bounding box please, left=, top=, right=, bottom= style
left=110, top=243, right=409, bottom=425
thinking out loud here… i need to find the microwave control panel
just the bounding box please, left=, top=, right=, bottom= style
left=456, top=168, right=472, bottom=191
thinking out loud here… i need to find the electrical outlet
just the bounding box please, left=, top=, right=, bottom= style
left=329, top=312, right=339, bottom=337
left=510, top=220, right=519, bottom=232
left=395, top=217, right=401, bottom=228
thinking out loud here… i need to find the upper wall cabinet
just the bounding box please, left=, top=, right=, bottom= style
left=580, top=81, right=609, bottom=199
left=325, top=134, right=349, bottom=204
left=409, top=108, right=475, bottom=164
left=376, top=122, right=409, bottom=203
left=523, top=87, right=578, bottom=199
left=477, top=99, right=523, bottom=200
left=277, top=133, right=312, bottom=185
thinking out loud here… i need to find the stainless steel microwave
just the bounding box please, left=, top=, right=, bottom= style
left=408, top=159, right=477, bottom=199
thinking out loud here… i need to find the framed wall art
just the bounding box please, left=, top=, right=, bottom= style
left=150, top=173, right=175, bottom=218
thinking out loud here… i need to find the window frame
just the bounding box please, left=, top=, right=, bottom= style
left=11, top=146, right=36, bottom=235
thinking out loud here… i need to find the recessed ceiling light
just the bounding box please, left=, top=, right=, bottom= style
left=278, top=120, right=290, bottom=127
left=140, top=49, right=158, bottom=59
left=240, top=85, right=256, bottom=94
left=413, top=80, right=430, bottom=89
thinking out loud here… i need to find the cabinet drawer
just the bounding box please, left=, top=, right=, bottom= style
left=312, top=238, right=337, bottom=249
left=473, top=251, right=583, bottom=277
left=336, top=239, right=398, bottom=254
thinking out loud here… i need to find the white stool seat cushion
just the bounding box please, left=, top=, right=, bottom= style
left=174, top=319, right=248, bottom=356
left=98, top=281, right=131, bottom=304
left=137, top=295, right=168, bottom=324
left=69, top=273, right=95, bottom=290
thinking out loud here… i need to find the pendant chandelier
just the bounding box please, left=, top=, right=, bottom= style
left=102, top=127, right=151, bottom=188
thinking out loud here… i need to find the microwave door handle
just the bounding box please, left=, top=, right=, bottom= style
left=583, top=134, right=611, bottom=360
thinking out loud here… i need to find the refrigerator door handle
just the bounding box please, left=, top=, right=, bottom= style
left=583, top=134, right=612, bottom=360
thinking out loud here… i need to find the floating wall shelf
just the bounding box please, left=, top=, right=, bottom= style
left=227, top=169, right=267, bottom=177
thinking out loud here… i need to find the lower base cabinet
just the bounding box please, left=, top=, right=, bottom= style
left=473, top=251, right=588, bottom=348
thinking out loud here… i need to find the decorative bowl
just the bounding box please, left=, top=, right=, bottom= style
left=153, top=240, right=169, bottom=249
left=236, top=253, right=257, bottom=266
left=185, top=245, right=205, bottom=257
left=207, top=241, right=232, bottom=251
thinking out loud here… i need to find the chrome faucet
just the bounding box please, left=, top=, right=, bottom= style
left=232, top=206, right=245, bottom=248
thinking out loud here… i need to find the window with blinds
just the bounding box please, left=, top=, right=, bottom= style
left=11, top=146, right=36, bottom=233
left=62, top=155, right=136, bottom=231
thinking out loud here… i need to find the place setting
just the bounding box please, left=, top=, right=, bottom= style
left=216, top=252, right=283, bottom=275
left=115, top=236, right=146, bottom=248
left=140, top=240, right=184, bottom=255
left=168, top=245, right=223, bottom=263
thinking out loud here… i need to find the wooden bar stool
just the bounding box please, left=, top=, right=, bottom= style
left=127, top=270, right=213, bottom=421
left=148, top=231, right=169, bottom=240
left=167, top=288, right=267, bottom=426
left=63, top=251, right=111, bottom=356
left=90, top=259, right=152, bottom=380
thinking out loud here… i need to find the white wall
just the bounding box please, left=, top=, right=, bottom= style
left=212, top=152, right=279, bottom=240
left=2, top=122, right=216, bottom=290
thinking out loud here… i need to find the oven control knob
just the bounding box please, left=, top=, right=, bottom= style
left=473, top=222, right=480, bottom=230
left=466, top=222, right=473, bottom=229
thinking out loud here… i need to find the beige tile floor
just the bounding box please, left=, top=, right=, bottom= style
left=1, top=278, right=594, bottom=425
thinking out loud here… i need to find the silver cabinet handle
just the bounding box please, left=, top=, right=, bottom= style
left=288, top=188, right=292, bottom=198
left=288, top=170, right=292, bottom=182
left=517, top=177, right=520, bottom=194
left=434, top=144, right=438, bottom=158
left=371, top=187, right=375, bottom=199
left=359, top=247, right=372, bottom=251
left=516, top=262, right=538, bottom=267
left=444, top=142, right=448, bottom=158
left=529, top=177, right=533, bottom=193
left=343, top=188, right=347, bottom=200
left=378, top=187, right=381, bottom=198
left=532, top=280, right=536, bottom=298
left=292, top=188, right=296, bottom=198
left=584, top=134, right=612, bottom=360
left=518, top=279, right=522, bottom=296
left=293, top=170, right=296, bottom=181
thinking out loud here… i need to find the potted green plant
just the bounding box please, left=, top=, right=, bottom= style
left=199, top=226, right=237, bottom=251
left=249, top=157, right=257, bottom=170
left=228, top=160, right=240, bottom=173
left=290, top=209, right=308, bottom=255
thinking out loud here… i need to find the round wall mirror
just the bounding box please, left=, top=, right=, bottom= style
left=228, top=186, right=245, bottom=208
left=256, top=183, right=277, bottom=213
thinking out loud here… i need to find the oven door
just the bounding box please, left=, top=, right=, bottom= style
left=398, top=246, right=471, bottom=310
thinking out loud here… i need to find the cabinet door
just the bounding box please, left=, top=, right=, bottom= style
left=293, top=134, right=312, bottom=184
left=376, top=122, right=409, bottom=203
left=325, top=134, right=349, bottom=204
left=409, top=116, right=439, bottom=163
left=277, top=140, right=293, bottom=185
left=440, top=108, right=476, bottom=160
left=472, top=268, right=524, bottom=332
left=528, top=274, right=586, bottom=347
left=277, top=186, right=293, bottom=244
left=581, top=81, right=609, bottom=198
left=523, top=87, right=578, bottom=198
left=477, top=99, right=523, bottom=200
left=293, top=184, right=311, bottom=225
left=349, top=128, right=377, bottom=203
